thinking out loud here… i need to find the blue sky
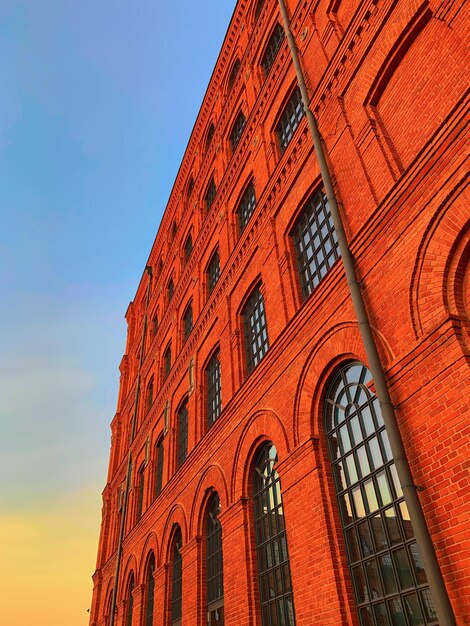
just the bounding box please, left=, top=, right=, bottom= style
left=0, top=1, right=235, bottom=622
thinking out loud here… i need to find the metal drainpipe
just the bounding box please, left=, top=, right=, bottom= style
left=109, top=265, right=153, bottom=626
left=277, top=1, right=456, bottom=624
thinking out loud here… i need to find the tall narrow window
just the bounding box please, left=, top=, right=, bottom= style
left=205, top=178, right=217, bottom=213
left=187, top=177, right=194, bottom=199
left=228, top=58, right=240, bottom=91
left=261, top=23, right=285, bottom=75
left=255, top=0, right=265, bottom=19
left=136, top=465, right=145, bottom=522
left=125, top=574, right=134, bottom=626
left=325, top=362, right=437, bottom=626
left=168, top=278, right=174, bottom=303
left=253, top=443, right=296, bottom=626
left=207, top=250, right=220, bottom=296
left=177, top=399, right=188, bottom=469
left=242, top=286, right=269, bottom=373
left=144, top=554, right=155, bottom=626
left=163, top=343, right=171, bottom=381
left=184, top=234, right=193, bottom=263
left=207, top=495, right=224, bottom=625
left=171, top=529, right=183, bottom=626
left=230, top=111, right=246, bottom=151
left=182, top=302, right=193, bottom=343
left=237, top=180, right=256, bottom=233
left=152, top=313, right=158, bottom=337
left=291, top=190, right=340, bottom=300
left=206, top=123, right=215, bottom=152
left=146, top=377, right=154, bottom=413
left=206, top=349, right=222, bottom=427
left=276, top=88, right=305, bottom=153
left=154, top=437, right=164, bottom=498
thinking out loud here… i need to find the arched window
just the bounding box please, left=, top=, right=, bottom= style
left=125, top=574, right=134, bottom=626
left=106, top=590, right=113, bottom=626
left=187, top=177, right=194, bottom=199
left=325, top=362, right=437, bottom=626
left=207, top=495, right=224, bottom=625
left=253, top=443, right=296, bottom=626
left=171, top=528, right=183, bottom=626
left=182, top=302, right=193, bottom=343
left=184, top=233, right=193, bottom=263
left=167, top=278, right=174, bottom=303
left=242, top=284, right=269, bottom=373
left=163, top=343, right=172, bottom=381
left=230, top=110, right=246, bottom=151
left=144, top=554, right=155, bottom=626
left=206, top=348, right=222, bottom=427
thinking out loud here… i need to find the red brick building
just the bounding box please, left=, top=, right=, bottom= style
left=89, top=1, right=469, bottom=625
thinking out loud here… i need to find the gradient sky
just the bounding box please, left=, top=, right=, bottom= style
left=0, top=2, right=235, bottom=624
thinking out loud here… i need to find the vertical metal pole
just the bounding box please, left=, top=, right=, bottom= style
left=277, top=1, right=456, bottom=623
left=109, top=266, right=153, bottom=626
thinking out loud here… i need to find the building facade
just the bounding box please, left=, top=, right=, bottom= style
left=89, top=1, right=469, bottom=625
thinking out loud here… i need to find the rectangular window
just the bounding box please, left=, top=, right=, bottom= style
left=261, top=23, right=284, bottom=75
left=177, top=400, right=188, bottom=468
left=237, top=181, right=256, bottom=233
left=183, top=303, right=193, bottom=343
left=205, top=179, right=217, bottom=213
left=146, top=377, right=154, bottom=412
left=164, top=344, right=171, bottom=380
left=243, top=286, right=269, bottom=373
left=230, top=111, right=246, bottom=151
left=155, top=439, right=164, bottom=498
left=276, top=87, right=305, bottom=153
left=206, top=349, right=222, bottom=427
left=207, top=250, right=220, bottom=296
left=291, top=191, right=340, bottom=299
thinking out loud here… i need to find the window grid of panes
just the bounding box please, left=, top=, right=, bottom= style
left=177, top=400, right=188, bottom=469
left=207, top=349, right=222, bottom=427
left=238, top=181, right=256, bottom=233
left=183, top=303, right=193, bottom=343
left=164, top=344, right=171, bottom=380
left=171, top=531, right=183, bottom=625
left=291, top=191, right=340, bottom=300
left=243, top=287, right=269, bottom=373
left=207, top=496, right=224, bottom=608
left=276, top=88, right=305, bottom=153
left=155, top=438, right=164, bottom=498
left=145, top=556, right=155, bottom=626
left=262, top=23, right=285, bottom=75
left=325, top=363, right=437, bottom=626
left=207, top=251, right=220, bottom=296
left=205, top=179, right=217, bottom=213
left=253, top=444, right=296, bottom=626
left=230, top=111, right=247, bottom=151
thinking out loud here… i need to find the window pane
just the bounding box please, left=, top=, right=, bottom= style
left=243, top=286, right=269, bottom=373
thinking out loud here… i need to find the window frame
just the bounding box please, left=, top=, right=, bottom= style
left=135, top=463, right=145, bottom=523
left=144, top=554, right=156, bottom=626
left=237, top=179, right=256, bottom=234
left=163, top=342, right=172, bottom=381
left=171, top=529, right=183, bottom=626
left=261, top=23, right=285, bottom=76
left=206, top=347, right=222, bottom=428
left=242, top=284, right=269, bottom=374
left=276, top=87, right=305, bottom=153
left=154, top=436, right=164, bottom=498
left=206, top=495, right=224, bottom=625
left=206, top=249, right=221, bottom=297
left=176, top=398, right=189, bottom=469
left=183, top=232, right=193, bottom=264
left=228, top=58, right=241, bottom=92
left=205, top=178, right=217, bottom=213
left=230, top=110, right=247, bottom=151
left=182, top=301, right=193, bottom=344
left=325, top=362, right=437, bottom=626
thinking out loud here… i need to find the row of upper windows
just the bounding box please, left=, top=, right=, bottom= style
left=140, top=190, right=339, bottom=416
left=152, top=19, right=291, bottom=279
left=110, top=363, right=436, bottom=626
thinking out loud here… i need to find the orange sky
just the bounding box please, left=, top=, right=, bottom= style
left=0, top=485, right=101, bottom=626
